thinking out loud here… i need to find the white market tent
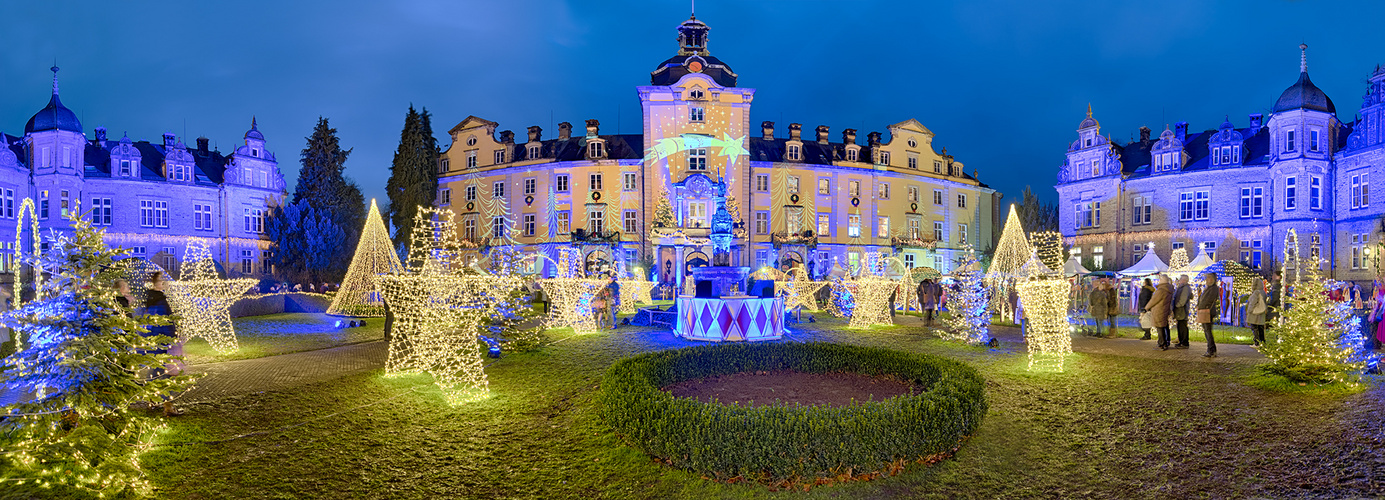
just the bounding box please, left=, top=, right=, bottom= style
left=1063, top=256, right=1090, bottom=277
left=1019, top=255, right=1056, bottom=277
left=1184, top=252, right=1214, bottom=272
left=1117, top=249, right=1169, bottom=277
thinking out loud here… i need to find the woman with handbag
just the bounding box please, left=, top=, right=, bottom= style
left=1137, top=278, right=1154, bottom=340
left=1371, top=283, right=1385, bottom=350
left=1246, top=277, right=1268, bottom=347
left=1197, top=273, right=1221, bottom=358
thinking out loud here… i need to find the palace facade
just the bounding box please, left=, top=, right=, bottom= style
left=2, top=67, right=286, bottom=281
left=1056, top=45, right=1385, bottom=281
left=437, top=14, right=1002, bottom=287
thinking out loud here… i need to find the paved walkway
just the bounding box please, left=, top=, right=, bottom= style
left=984, top=323, right=1268, bottom=365
left=179, top=340, right=387, bottom=403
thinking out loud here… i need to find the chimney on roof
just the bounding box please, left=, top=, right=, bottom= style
left=499, top=130, right=514, bottom=144
left=558, top=122, right=572, bottom=140
left=788, top=123, right=802, bottom=141
left=585, top=119, right=599, bottom=137
left=867, top=131, right=882, bottom=147
left=527, top=126, right=542, bottom=143
left=196, top=137, right=209, bottom=153
left=95, top=127, right=107, bottom=143
left=761, top=121, right=774, bottom=139
left=815, top=125, right=830, bottom=144
left=1138, top=126, right=1151, bottom=143
left=842, top=128, right=857, bottom=145
left=163, top=132, right=176, bottom=148
left=1249, top=113, right=1263, bottom=130
left=1174, top=121, right=1188, bottom=143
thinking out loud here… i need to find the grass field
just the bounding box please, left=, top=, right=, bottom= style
left=181, top=313, right=384, bottom=364
left=130, top=317, right=1385, bottom=499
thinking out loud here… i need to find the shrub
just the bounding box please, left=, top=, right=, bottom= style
left=600, top=342, right=987, bottom=484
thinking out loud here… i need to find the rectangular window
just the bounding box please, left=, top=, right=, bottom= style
left=120, top=160, right=131, bottom=176
left=466, top=151, right=477, bottom=169
left=1364, top=174, right=1371, bottom=207
left=1203, top=241, right=1217, bottom=258
left=1251, top=187, right=1263, bottom=217
left=878, top=151, right=890, bottom=165
left=1310, top=129, right=1320, bottom=152
left=1132, top=195, right=1152, bottom=225
left=262, top=250, right=272, bottom=274
left=157, top=201, right=170, bottom=228
left=688, top=148, right=707, bottom=170
left=588, top=211, right=603, bottom=234
left=439, top=158, right=450, bottom=172
left=755, top=211, right=768, bottom=234
left=1310, top=176, right=1321, bottom=210
left=241, top=250, right=254, bottom=274
left=491, top=216, right=505, bottom=238
left=193, top=203, right=212, bottom=231
left=908, top=186, right=919, bottom=202
left=1221, top=146, right=1231, bottom=164
left=785, top=207, right=804, bottom=234
left=1285, top=176, right=1297, bottom=210
left=1353, top=174, right=1363, bottom=209
left=440, top=188, right=451, bottom=205
left=140, top=200, right=152, bottom=227
left=787, top=145, right=801, bottom=161
left=1172, top=241, right=1185, bottom=250
left=1195, top=191, right=1209, bottom=220
left=588, top=142, right=604, bottom=158
left=818, top=214, right=831, bottom=236
left=60, top=190, right=69, bottom=217
left=493, top=181, right=506, bottom=198
left=462, top=218, right=476, bottom=239
left=908, top=217, right=920, bottom=238
left=524, top=178, right=536, bottom=195
left=848, top=252, right=860, bottom=272
left=241, top=207, right=259, bottom=233
left=523, top=214, right=536, bottom=236
left=933, top=160, right=942, bottom=173
left=494, top=149, right=506, bottom=164
left=3, top=189, right=13, bottom=218
left=959, top=223, right=968, bottom=245
left=623, top=210, right=638, bottom=234
left=903, top=253, right=915, bottom=268
left=623, top=172, right=637, bottom=191
left=1232, top=145, right=1241, bottom=163
left=687, top=202, right=707, bottom=227
left=755, top=174, right=769, bottom=192
left=878, top=183, right=889, bottom=199
left=877, top=216, right=889, bottom=237
left=787, top=176, right=800, bottom=194
left=690, top=106, right=704, bottom=122
left=527, top=145, right=540, bottom=159
left=589, top=173, right=602, bottom=191
left=1212, top=149, right=1221, bottom=166
left=933, top=189, right=943, bottom=205
left=957, top=193, right=967, bottom=208
left=555, top=174, right=569, bottom=193
left=1286, top=130, right=1295, bottom=152
left=934, top=221, right=944, bottom=241
left=1091, top=159, right=1100, bottom=177
left=1240, top=188, right=1252, bottom=218
left=848, top=180, right=859, bottom=197
left=908, top=156, right=918, bottom=169
left=847, top=149, right=858, bottom=162
left=557, top=212, right=570, bottom=233
left=1094, top=201, right=1101, bottom=226
left=90, top=198, right=112, bottom=226
left=39, top=190, right=48, bottom=219
left=465, top=185, right=476, bottom=201
left=819, top=178, right=831, bottom=195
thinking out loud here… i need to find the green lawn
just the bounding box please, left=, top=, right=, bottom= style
left=133, top=317, right=1385, bottom=499
left=181, top=313, right=384, bottom=364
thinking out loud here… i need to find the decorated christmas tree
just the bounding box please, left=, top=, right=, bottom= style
left=1167, top=248, right=1190, bottom=272
left=0, top=210, right=194, bottom=496
left=1260, top=233, right=1370, bottom=384
left=328, top=199, right=404, bottom=317
left=650, top=195, right=676, bottom=236
left=943, top=248, right=991, bottom=344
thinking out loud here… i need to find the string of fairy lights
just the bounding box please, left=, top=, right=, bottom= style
left=942, top=246, right=990, bottom=344
left=164, top=238, right=257, bottom=353
left=1016, top=249, right=1072, bottom=372
left=327, top=199, right=402, bottom=317
left=988, top=204, right=1031, bottom=322
left=537, top=248, right=606, bottom=333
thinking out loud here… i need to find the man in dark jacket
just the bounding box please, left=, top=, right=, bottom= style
left=1104, top=279, right=1118, bottom=337
left=1266, top=271, right=1282, bottom=323
left=1171, top=275, right=1192, bottom=348
left=1197, top=273, right=1221, bottom=357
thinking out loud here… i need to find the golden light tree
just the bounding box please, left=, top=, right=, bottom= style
left=1016, top=253, right=1072, bottom=371
left=165, top=238, right=257, bottom=353
left=988, top=204, right=1032, bottom=321
left=1167, top=248, right=1190, bottom=272
left=327, top=199, right=403, bottom=317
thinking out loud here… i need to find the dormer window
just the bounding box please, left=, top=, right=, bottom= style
left=787, top=145, right=801, bottom=161
left=846, top=149, right=858, bottom=162
left=494, top=149, right=506, bottom=164
left=689, top=89, right=705, bottom=100
left=588, top=141, right=604, bottom=159
left=120, top=160, right=131, bottom=177
left=528, top=144, right=540, bottom=159
left=877, top=151, right=890, bottom=165
left=251, top=148, right=259, bottom=157
left=690, top=107, right=705, bottom=122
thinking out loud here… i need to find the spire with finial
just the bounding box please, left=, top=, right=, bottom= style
left=50, top=65, right=59, bottom=95
left=1300, top=43, right=1308, bottom=73
left=1086, top=103, right=1093, bottom=119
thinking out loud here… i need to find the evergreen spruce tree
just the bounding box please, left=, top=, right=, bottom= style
left=282, top=118, right=365, bottom=283
left=1260, top=256, right=1369, bottom=384
left=944, top=249, right=991, bottom=344
left=0, top=210, right=193, bottom=496
left=386, top=106, right=440, bottom=254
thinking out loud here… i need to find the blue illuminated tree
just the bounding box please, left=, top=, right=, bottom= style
left=0, top=210, right=194, bottom=496
left=944, top=249, right=991, bottom=344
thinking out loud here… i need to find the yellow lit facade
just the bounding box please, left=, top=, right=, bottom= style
left=436, top=15, right=1001, bottom=288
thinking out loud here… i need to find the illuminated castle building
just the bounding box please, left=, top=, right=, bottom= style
left=0, top=67, right=285, bottom=280
left=1056, top=45, right=1384, bottom=280
left=437, top=14, right=1001, bottom=287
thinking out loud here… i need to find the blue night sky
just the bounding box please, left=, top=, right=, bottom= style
left=6, top=1, right=1383, bottom=206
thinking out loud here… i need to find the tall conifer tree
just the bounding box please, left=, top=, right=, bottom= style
left=271, top=118, right=366, bottom=283
left=387, top=106, right=440, bottom=253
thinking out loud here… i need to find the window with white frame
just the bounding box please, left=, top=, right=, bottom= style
left=786, top=145, right=801, bottom=161
left=587, top=210, right=604, bottom=233
left=1092, top=246, right=1104, bottom=269
left=755, top=211, right=768, bottom=234
left=1285, top=176, right=1297, bottom=210
left=623, top=210, right=638, bottom=234
left=440, top=188, right=451, bottom=205
left=193, top=203, right=212, bottom=231
left=1133, top=195, right=1152, bottom=225
left=903, top=253, right=915, bottom=268
left=818, top=213, right=831, bottom=236
left=878, top=183, right=890, bottom=199
left=1202, top=241, right=1217, bottom=258
left=588, top=141, right=604, bottom=158
left=877, top=151, right=890, bottom=165
left=755, top=174, right=769, bottom=191
left=1075, top=201, right=1100, bottom=229
left=908, top=156, right=918, bottom=169
left=1239, top=187, right=1265, bottom=219
left=957, top=193, right=967, bottom=208
left=1194, top=191, right=1209, bottom=220
left=908, top=186, right=919, bottom=202
left=1091, top=159, right=1100, bottom=177
left=933, top=189, right=943, bottom=205
left=465, top=185, right=476, bottom=201
left=877, top=216, right=889, bottom=237
left=3, top=189, right=14, bottom=218
left=1353, top=173, right=1370, bottom=209
left=261, top=250, right=272, bottom=274
left=555, top=174, right=569, bottom=193
left=589, top=173, right=602, bottom=191
left=1310, top=176, right=1322, bottom=210
left=1310, top=129, right=1320, bottom=152
left=524, top=178, right=536, bottom=195
left=933, top=160, right=942, bottom=173
left=785, top=207, right=803, bottom=234
left=493, top=181, right=505, bottom=198
left=688, top=148, right=707, bottom=170
left=688, top=202, right=706, bottom=227
left=492, top=216, right=505, bottom=238
left=623, top=172, right=637, bottom=191
left=241, top=250, right=254, bottom=274
left=689, top=106, right=704, bottom=122
left=1285, top=129, right=1295, bottom=152
left=847, top=149, right=858, bottom=162
left=556, top=212, right=570, bottom=233
left=756, top=249, right=770, bottom=268
left=439, top=158, right=450, bottom=172
left=527, top=144, right=540, bottom=159
left=819, top=178, right=832, bottom=195
left=847, top=180, right=859, bottom=197
left=38, top=190, right=48, bottom=219
left=60, top=190, right=69, bottom=217
left=463, top=217, right=476, bottom=239
left=466, top=151, right=477, bottom=168
left=523, top=214, right=536, bottom=236
left=494, top=149, right=506, bottom=164
left=1172, top=241, right=1185, bottom=250
left=958, top=223, right=968, bottom=245
left=90, top=198, right=112, bottom=226
left=787, top=176, right=799, bottom=194
left=242, top=207, right=261, bottom=233
left=933, top=221, right=944, bottom=241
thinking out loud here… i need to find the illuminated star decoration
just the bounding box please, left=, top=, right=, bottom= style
left=165, top=238, right=257, bottom=353
left=538, top=248, right=606, bottom=333
left=616, top=271, right=656, bottom=315
left=1015, top=250, right=1072, bottom=371
left=327, top=199, right=403, bottom=317
left=770, top=266, right=826, bottom=312
left=378, top=207, right=524, bottom=404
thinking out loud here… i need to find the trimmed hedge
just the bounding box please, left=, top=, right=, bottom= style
left=600, top=342, right=987, bottom=482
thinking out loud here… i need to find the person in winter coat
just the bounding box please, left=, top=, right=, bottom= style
left=1267, top=271, right=1283, bottom=323
left=1147, top=275, right=1174, bottom=350
left=1171, top=275, right=1193, bottom=348
left=918, top=279, right=940, bottom=326
left=1104, top=279, right=1119, bottom=337
left=1197, top=273, right=1221, bottom=357
left=1246, top=277, right=1268, bottom=346
left=1137, top=278, right=1155, bottom=340
left=1087, top=280, right=1109, bottom=336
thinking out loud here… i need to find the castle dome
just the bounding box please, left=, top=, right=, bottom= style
left=1272, top=44, right=1335, bottom=114
left=25, top=67, right=82, bottom=134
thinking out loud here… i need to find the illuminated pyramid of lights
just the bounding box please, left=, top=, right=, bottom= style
left=377, top=207, right=524, bottom=404
left=327, top=199, right=403, bottom=317
left=165, top=238, right=257, bottom=353
left=988, top=204, right=1032, bottom=322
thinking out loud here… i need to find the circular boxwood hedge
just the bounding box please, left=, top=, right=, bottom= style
left=600, top=342, right=987, bottom=483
